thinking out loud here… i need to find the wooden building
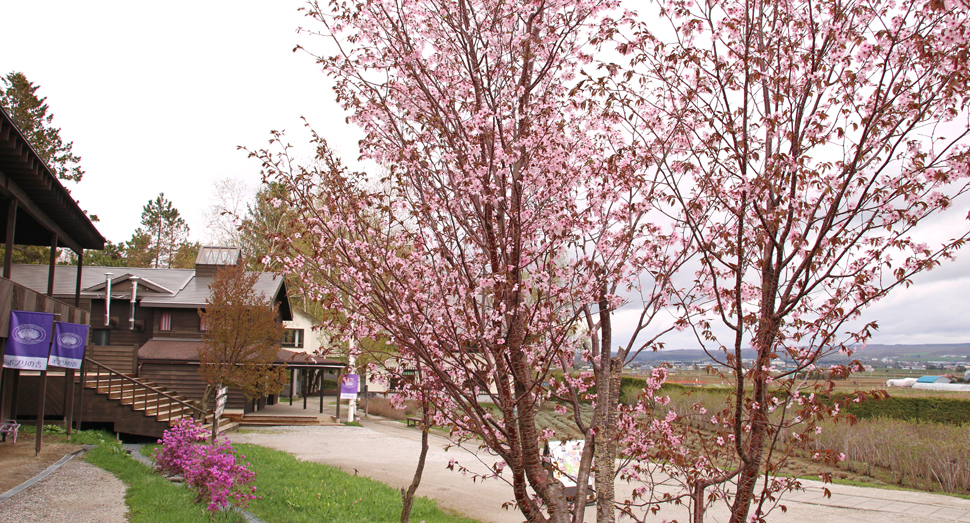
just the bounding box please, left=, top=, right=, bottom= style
left=0, top=106, right=105, bottom=423
left=8, top=246, right=343, bottom=415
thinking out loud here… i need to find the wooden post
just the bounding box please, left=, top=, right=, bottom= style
left=319, top=370, right=324, bottom=414
left=74, top=250, right=83, bottom=308
left=335, top=372, right=341, bottom=421
left=35, top=370, right=47, bottom=456
left=4, top=199, right=17, bottom=279
left=47, top=234, right=57, bottom=296
left=289, top=368, right=295, bottom=406
left=362, top=368, right=368, bottom=419
left=63, top=369, right=75, bottom=435
left=9, top=370, right=19, bottom=420
left=74, top=360, right=87, bottom=432
left=0, top=341, right=8, bottom=421
left=302, top=369, right=308, bottom=410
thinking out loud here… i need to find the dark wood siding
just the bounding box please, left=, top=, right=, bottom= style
left=15, top=373, right=69, bottom=417
left=88, top=299, right=155, bottom=346
left=85, top=345, right=137, bottom=375
left=195, top=265, right=219, bottom=278
left=139, top=362, right=248, bottom=410
left=152, top=308, right=203, bottom=338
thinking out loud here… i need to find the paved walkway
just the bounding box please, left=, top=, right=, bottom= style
left=783, top=484, right=970, bottom=521
left=228, top=406, right=970, bottom=523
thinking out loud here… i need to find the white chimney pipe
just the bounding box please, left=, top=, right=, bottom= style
left=129, top=276, right=140, bottom=331
left=104, top=272, right=113, bottom=327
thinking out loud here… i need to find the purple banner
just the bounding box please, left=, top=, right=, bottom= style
left=48, top=322, right=89, bottom=370
left=339, top=374, right=359, bottom=400
left=3, top=311, right=54, bottom=371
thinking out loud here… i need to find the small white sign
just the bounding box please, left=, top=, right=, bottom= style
left=214, top=396, right=227, bottom=418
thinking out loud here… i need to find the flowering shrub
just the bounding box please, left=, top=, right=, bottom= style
left=152, top=419, right=257, bottom=511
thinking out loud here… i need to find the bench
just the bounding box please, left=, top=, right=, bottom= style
left=406, top=417, right=421, bottom=427
left=0, top=419, right=20, bottom=443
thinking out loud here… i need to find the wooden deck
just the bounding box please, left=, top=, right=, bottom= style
left=15, top=362, right=237, bottom=439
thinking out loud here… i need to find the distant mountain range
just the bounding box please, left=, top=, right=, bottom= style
left=630, top=343, right=970, bottom=363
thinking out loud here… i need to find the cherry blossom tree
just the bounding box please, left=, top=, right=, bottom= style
left=612, top=0, right=970, bottom=521
left=248, top=1, right=693, bottom=521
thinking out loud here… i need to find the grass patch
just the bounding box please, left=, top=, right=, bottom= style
left=237, top=443, right=480, bottom=523
left=69, top=429, right=117, bottom=446
left=83, top=441, right=243, bottom=523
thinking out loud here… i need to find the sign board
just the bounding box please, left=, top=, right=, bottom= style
left=547, top=440, right=586, bottom=487
left=214, top=385, right=229, bottom=418
left=48, top=322, right=90, bottom=370
left=3, top=311, right=54, bottom=371
left=214, top=397, right=227, bottom=418
left=339, top=374, right=359, bottom=400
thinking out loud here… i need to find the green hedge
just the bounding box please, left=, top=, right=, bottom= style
left=619, top=377, right=970, bottom=425
left=620, top=376, right=730, bottom=395
left=845, top=396, right=970, bottom=425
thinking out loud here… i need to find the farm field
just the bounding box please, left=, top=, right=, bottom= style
left=647, top=369, right=970, bottom=399
left=620, top=369, right=970, bottom=496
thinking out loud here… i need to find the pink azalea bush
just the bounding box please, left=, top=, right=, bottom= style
left=152, top=419, right=257, bottom=512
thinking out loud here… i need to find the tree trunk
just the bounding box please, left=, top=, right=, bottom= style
left=729, top=314, right=776, bottom=523
left=592, top=287, right=619, bottom=523
left=200, top=383, right=215, bottom=423
left=401, top=404, right=430, bottom=523
left=594, top=356, right=621, bottom=523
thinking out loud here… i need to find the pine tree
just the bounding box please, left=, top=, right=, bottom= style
left=0, top=72, right=83, bottom=182
left=134, top=193, right=190, bottom=268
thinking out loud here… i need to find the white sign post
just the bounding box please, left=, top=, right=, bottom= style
left=347, top=353, right=357, bottom=422
left=214, top=385, right=228, bottom=418
left=211, top=384, right=229, bottom=442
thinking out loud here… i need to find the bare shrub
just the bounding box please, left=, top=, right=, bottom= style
left=365, top=397, right=420, bottom=420
left=814, top=418, right=970, bottom=493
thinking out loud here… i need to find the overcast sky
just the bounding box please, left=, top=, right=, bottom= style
left=2, top=1, right=968, bottom=347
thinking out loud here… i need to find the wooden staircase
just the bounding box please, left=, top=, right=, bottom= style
left=224, top=413, right=324, bottom=426
left=82, top=358, right=237, bottom=437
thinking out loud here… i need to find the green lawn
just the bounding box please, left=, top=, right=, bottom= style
left=131, top=441, right=480, bottom=523
left=236, top=443, right=481, bottom=523
left=83, top=439, right=244, bottom=523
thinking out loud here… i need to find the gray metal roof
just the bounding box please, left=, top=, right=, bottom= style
left=8, top=264, right=289, bottom=317
left=83, top=273, right=177, bottom=294
left=10, top=264, right=194, bottom=298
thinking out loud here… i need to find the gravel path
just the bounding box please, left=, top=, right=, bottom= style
left=0, top=457, right=127, bottom=523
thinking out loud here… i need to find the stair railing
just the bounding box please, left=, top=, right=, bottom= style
left=82, top=357, right=210, bottom=425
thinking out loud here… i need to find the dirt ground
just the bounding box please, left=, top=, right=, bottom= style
left=0, top=433, right=81, bottom=492
left=0, top=431, right=128, bottom=523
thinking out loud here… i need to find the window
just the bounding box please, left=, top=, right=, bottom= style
left=199, top=315, right=208, bottom=332
left=160, top=311, right=172, bottom=331
left=282, top=328, right=304, bottom=348
left=389, top=368, right=416, bottom=391
left=92, top=329, right=110, bottom=346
